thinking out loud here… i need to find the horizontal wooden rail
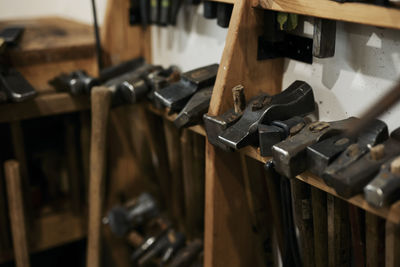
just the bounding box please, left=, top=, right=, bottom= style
left=253, top=0, right=400, bottom=30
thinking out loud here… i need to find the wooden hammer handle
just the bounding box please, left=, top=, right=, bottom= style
left=86, top=86, right=112, bottom=267
left=4, top=160, right=30, bottom=267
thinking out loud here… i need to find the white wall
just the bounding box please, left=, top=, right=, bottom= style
left=1, top=0, right=400, bottom=131
left=0, top=0, right=107, bottom=25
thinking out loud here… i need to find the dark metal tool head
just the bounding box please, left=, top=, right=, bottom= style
left=218, top=80, right=315, bottom=150
left=138, top=229, right=185, bottom=266
left=0, top=67, right=37, bottom=102
left=154, top=64, right=219, bottom=112
left=322, top=119, right=389, bottom=186
left=258, top=116, right=306, bottom=156
left=364, top=156, right=400, bottom=208
left=324, top=128, right=400, bottom=198
left=49, top=70, right=99, bottom=94
left=203, top=84, right=246, bottom=151
left=272, top=117, right=358, bottom=178
left=174, top=86, right=213, bottom=128
left=104, top=193, right=159, bottom=237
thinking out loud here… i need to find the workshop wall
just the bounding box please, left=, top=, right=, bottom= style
left=1, top=0, right=400, bottom=131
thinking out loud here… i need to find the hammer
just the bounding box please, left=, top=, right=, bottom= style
left=86, top=86, right=112, bottom=267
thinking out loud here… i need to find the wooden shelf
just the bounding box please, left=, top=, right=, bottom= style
left=146, top=99, right=400, bottom=225
left=0, top=93, right=90, bottom=123
left=0, top=211, right=86, bottom=263
left=253, top=0, right=400, bottom=30
left=241, top=146, right=400, bottom=224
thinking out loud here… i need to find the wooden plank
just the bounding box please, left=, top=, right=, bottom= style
left=241, top=146, right=400, bottom=224
left=385, top=213, right=400, bottom=267
left=241, top=155, right=273, bottom=266
left=291, top=179, right=314, bottom=267
left=163, top=120, right=185, bottom=230
left=327, top=195, right=351, bottom=267
left=204, top=0, right=283, bottom=264
left=311, top=187, right=328, bottom=267
left=366, top=212, right=385, bottom=267
left=64, top=116, right=82, bottom=214
left=181, top=130, right=206, bottom=240
left=87, top=87, right=112, bottom=267
left=0, top=210, right=86, bottom=264
left=101, top=0, right=152, bottom=65
left=0, top=93, right=90, bottom=123
left=4, top=160, right=30, bottom=267
left=253, top=0, right=400, bottom=30
left=348, top=205, right=365, bottom=267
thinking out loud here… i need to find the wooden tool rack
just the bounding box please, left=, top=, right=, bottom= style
left=2, top=0, right=400, bottom=266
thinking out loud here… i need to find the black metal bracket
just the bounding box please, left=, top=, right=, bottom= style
left=257, top=34, right=313, bottom=64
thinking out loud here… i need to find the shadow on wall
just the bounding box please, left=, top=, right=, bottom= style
left=152, top=3, right=227, bottom=71
left=319, top=22, right=400, bottom=89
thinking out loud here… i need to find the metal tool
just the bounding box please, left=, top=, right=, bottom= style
left=169, top=0, right=183, bottom=25
left=91, top=0, right=103, bottom=71
left=159, top=0, right=170, bottom=26
left=174, top=86, right=213, bottom=128
left=49, top=58, right=145, bottom=95
left=203, top=1, right=218, bottom=19
left=218, top=80, right=315, bottom=150
left=265, top=161, right=302, bottom=267
left=104, top=193, right=159, bottom=237
left=0, top=67, right=37, bottom=102
left=308, top=119, right=388, bottom=176
left=364, top=156, right=400, bottom=207
left=313, top=18, right=336, bottom=58
left=325, top=128, right=400, bottom=198
left=272, top=117, right=358, bottom=178
left=154, top=64, right=218, bottom=112
left=216, top=3, right=233, bottom=28
left=323, top=121, right=389, bottom=187
left=258, top=116, right=307, bottom=156
left=168, top=239, right=203, bottom=267
left=203, top=84, right=246, bottom=151
left=136, top=229, right=185, bottom=266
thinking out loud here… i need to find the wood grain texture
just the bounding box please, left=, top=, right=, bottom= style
left=181, top=129, right=205, bottom=240
left=291, top=179, right=314, bottom=267
left=348, top=205, right=365, bottom=267
left=4, top=160, right=30, bottom=267
left=0, top=17, right=98, bottom=92
left=86, top=86, right=112, bottom=267
left=101, top=0, right=152, bottom=65
left=241, top=155, right=273, bottom=266
left=385, top=219, right=400, bottom=267
left=0, top=93, right=90, bottom=123
left=253, top=0, right=400, bottom=30
left=163, top=120, right=185, bottom=230
left=204, top=0, right=283, bottom=265
left=366, top=213, right=385, bottom=267
left=64, top=116, right=82, bottom=214
left=311, top=187, right=327, bottom=267
left=327, top=195, right=351, bottom=267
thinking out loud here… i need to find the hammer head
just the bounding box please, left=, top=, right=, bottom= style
left=272, top=117, right=358, bottom=178
left=154, top=64, right=219, bottom=112
left=218, top=80, right=315, bottom=150
left=174, top=86, right=213, bottom=128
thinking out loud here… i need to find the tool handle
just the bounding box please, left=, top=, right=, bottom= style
left=86, top=86, right=112, bottom=267
left=4, top=160, right=30, bottom=267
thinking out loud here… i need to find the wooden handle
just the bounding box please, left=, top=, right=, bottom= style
left=86, top=86, right=112, bottom=267
left=181, top=129, right=205, bottom=240
left=311, top=187, right=328, bottom=267
left=4, top=160, right=30, bottom=267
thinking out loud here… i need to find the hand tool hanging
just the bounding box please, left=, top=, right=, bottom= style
left=91, top=0, right=103, bottom=72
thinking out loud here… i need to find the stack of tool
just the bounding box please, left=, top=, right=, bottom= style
left=104, top=193, right=203, bottom=267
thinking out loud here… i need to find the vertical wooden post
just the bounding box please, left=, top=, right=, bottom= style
left=181, top=130, right=205, bottom=240
left=4, top=160, right=30, bottom=267
left=366, top=213, right=385, bottom=267
left=204, top=0, right=283, bottom=265
left=311, top=187, right=328, bottom=267
left=385, top=220, right=400, bottom=267
left=86, top=86, right=112, bottom=267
